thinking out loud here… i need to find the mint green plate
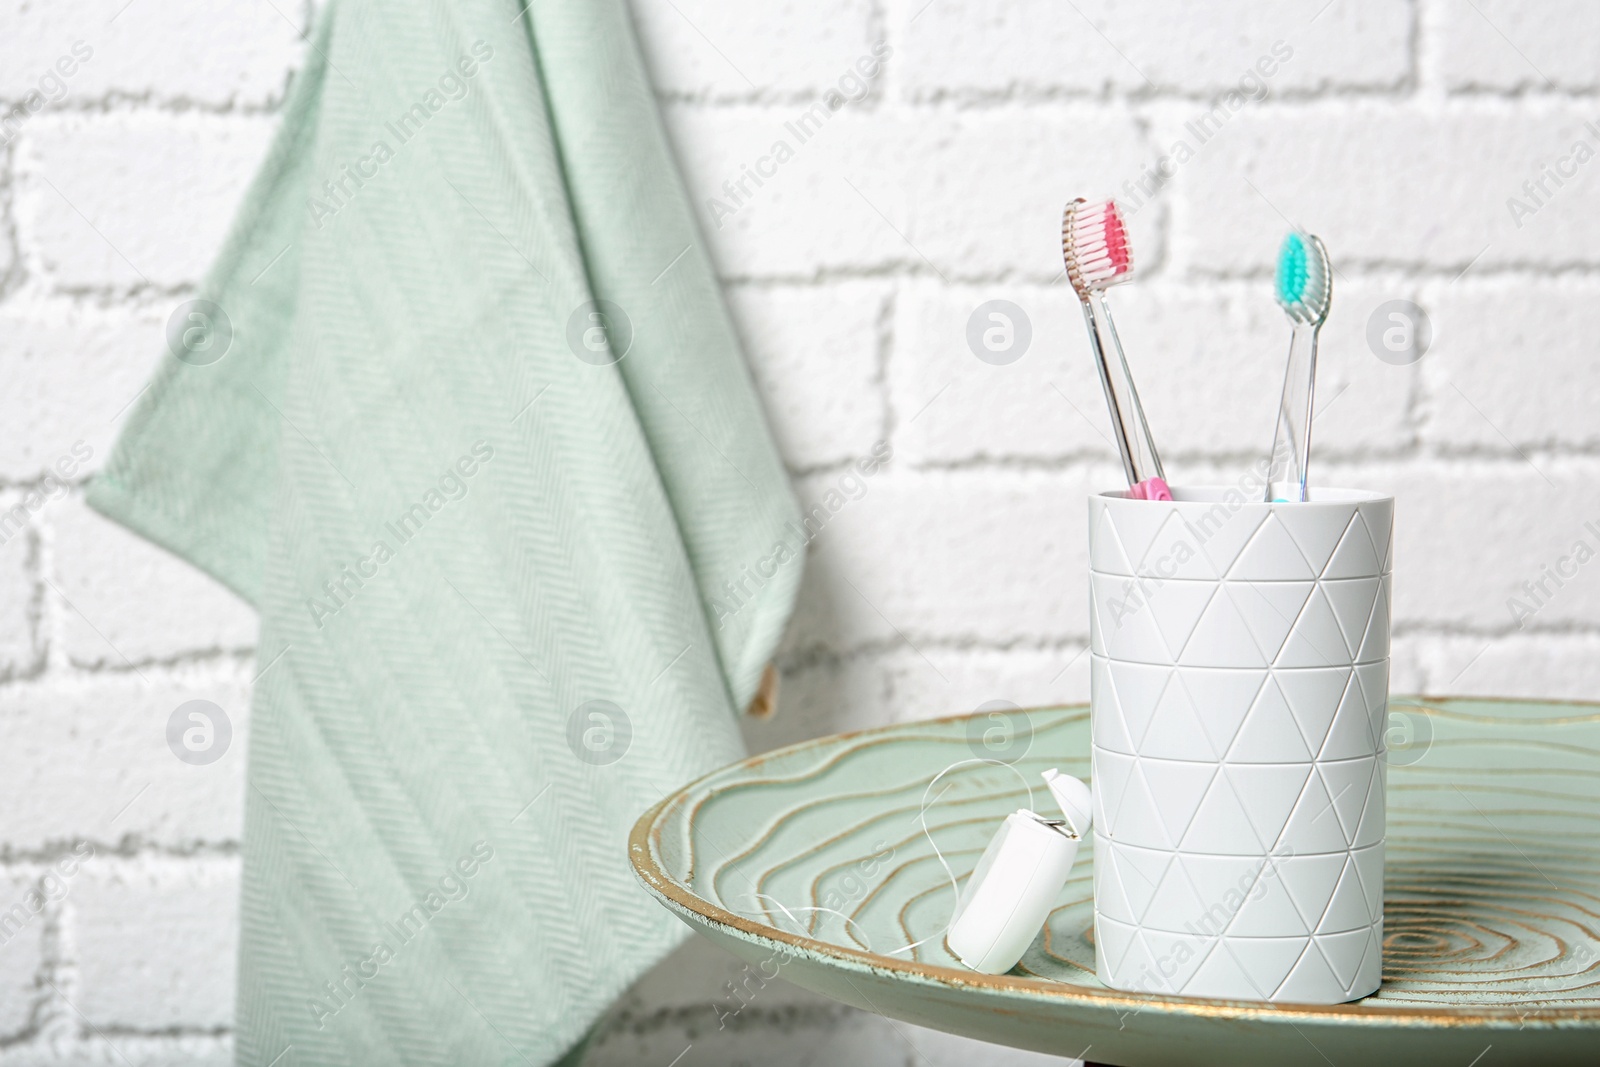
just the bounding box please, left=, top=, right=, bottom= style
left=629, top=698, right=1600, bottom=1066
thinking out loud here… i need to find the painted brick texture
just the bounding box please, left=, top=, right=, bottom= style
left=0, top=0, right=1593, bottom=1062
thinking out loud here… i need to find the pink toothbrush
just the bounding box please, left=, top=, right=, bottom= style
left=1062, top=198, right=1171, bottom=501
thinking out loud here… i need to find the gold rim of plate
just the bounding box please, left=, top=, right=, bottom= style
left=629, top=696, right=1600, bottom=1029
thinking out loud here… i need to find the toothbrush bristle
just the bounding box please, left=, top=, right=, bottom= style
left=1063, top=198, right=1134, bottom=299
left=1276, top=234, right=1308, bottom=305
left=1276, top=231, right=1331, bottom=324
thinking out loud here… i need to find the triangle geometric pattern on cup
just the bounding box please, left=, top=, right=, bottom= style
left=1180, top=767, right=1273, bottom=855
left=1275, top=584, right=1349, bottom=668
left=1352, top=921, right=1384, bottom=996
left=1354, top=761, right=1388, bottom=848
left=1091, top=664, right=1138, bottom=754
left=1094, top=913, right=1140, bottom=978
left=1226, top=763, right=1314, bottom=851
left=1113, top=840, right=1175, bottom=924
left=1103, top=759, right=1174, bottom=850
left=1106, top=498, right=1176, bottom=578
left=1092, top=576, right=1392, bottom=670
left=1139, top=928, right=1216, bottom=991
left=1278, top=851, right=1349, bottom=933
left=1098, top=495, right=1392, bottom=583
left=1184, top=936, right=1276, bottom=999
left=1101, top=849, right=1138, bottom=926
left=1237, top=581, right=1321, bottom=664
left=1320, top=757, right=1380, bottom=846
left=1114, top=926, right=1161, bottom=990
left=1354, top=661, right=1390, bottom=756
left=1231, top=514, right=1319, bottom=580
left=1145, top=856, right=1210, bottom=928
left=1175, top=852, right=1265, bottom=932
left=1276, top=935, right=1345, bottom=1002
left=1152, top=582, right=1221, bottom=663
left=1093, top=863, right=1383, bottom=1001
left=1090, top=503, right=1137, bottom=574
left=1100, top=659, right=1168, bottom=751
left=1323, top=578, right=1382, bottom=659
left=1324, top=511, right=1382, bottom=579
left=1090, top=748, right=1136, bottom=833
left=1095, top=840, right=1169, bottom=925
left=1094, top=657, right=1388, bottom=775
left=1139, top=673, right=1220, bottom=761
left=1318, top=925, right=1375, bottom=991
left=1143, top=509, right=1227, bottom=580
left=1225, top=935, right=1311, bottom=1000
left=1321, top=666, right=1388, bottom=760
left=1226, top=858, right=1310, bottom=936
left=1318, top=854, right=1377, bottom=934
left=1228, top=676, right=1315, bottom=761
left=1090, top=573, right=1169, bottom=662
left=1144, top=757, right=1218, bottom=848
left=1357, top=500, right=1394, bottom=572
left=1090, top=572, right=1390, bottom=671
left=1087, top=744, right=1386, bottom=869
left=1180, top=668, right=1264, bottom=756
left=1093, top=895, right=1383, bottom=1001
left=1092, top=843, right=1133, bottom=924
left=1276, top=505, right=1353, bottom=581
left=1356, top=575, right=1392, bottom=665
left=1196, top=507, right=1269, bottom=577
left=1178, top=586, right=1272, bottom=668
left=1276, top=667, right=1353, bottom=755
left=1351, top=841, right=1385, bottom=918
left=1273, top=769, right=1352, bottom=854
left=1090, top=490, right=1390, bottom=1003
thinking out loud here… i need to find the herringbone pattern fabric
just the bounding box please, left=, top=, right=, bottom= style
left=87, top=2, right=802, bottom=1063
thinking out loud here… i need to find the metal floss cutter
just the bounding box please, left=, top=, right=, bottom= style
left=946, top=769, right=1094, bottom=975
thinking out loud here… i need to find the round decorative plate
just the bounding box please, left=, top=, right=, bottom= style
left=629, top=698, right=1600, bottom=1066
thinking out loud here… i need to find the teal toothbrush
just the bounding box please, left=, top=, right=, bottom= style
left=1266, top=232, right=1332, bottom=503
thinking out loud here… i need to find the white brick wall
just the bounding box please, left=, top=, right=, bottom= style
left=2, top=0, right=1596, bottom=1062
left=17, top=113, right=278, bottom=289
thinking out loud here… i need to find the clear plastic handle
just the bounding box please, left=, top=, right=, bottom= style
left=1266, top=322, right=1319, bottom=503
left=1082, top=294, right=1166, bottom=490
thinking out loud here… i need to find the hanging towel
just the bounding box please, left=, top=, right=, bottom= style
left=87, top=1, right=802, bottom=1063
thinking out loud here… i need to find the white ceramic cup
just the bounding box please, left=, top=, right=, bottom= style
left=1088, top=486, right=1393, bottom=1004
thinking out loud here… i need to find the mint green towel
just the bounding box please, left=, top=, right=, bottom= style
left=87, top=1, right=801, bottom=1063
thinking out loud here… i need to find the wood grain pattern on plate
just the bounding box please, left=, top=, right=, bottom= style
left=629, top=698, right=1600, bottom=1066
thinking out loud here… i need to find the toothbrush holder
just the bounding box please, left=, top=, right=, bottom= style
left=1088, top=485, right=1393, bottom=1004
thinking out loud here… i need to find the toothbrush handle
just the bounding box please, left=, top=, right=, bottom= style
left=1266, top=322, right=1319, bottom=503
left=1082, top=295, right=1167, bottom=490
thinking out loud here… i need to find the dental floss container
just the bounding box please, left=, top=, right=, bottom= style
left=946, top=769, right=1093, bottom=975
